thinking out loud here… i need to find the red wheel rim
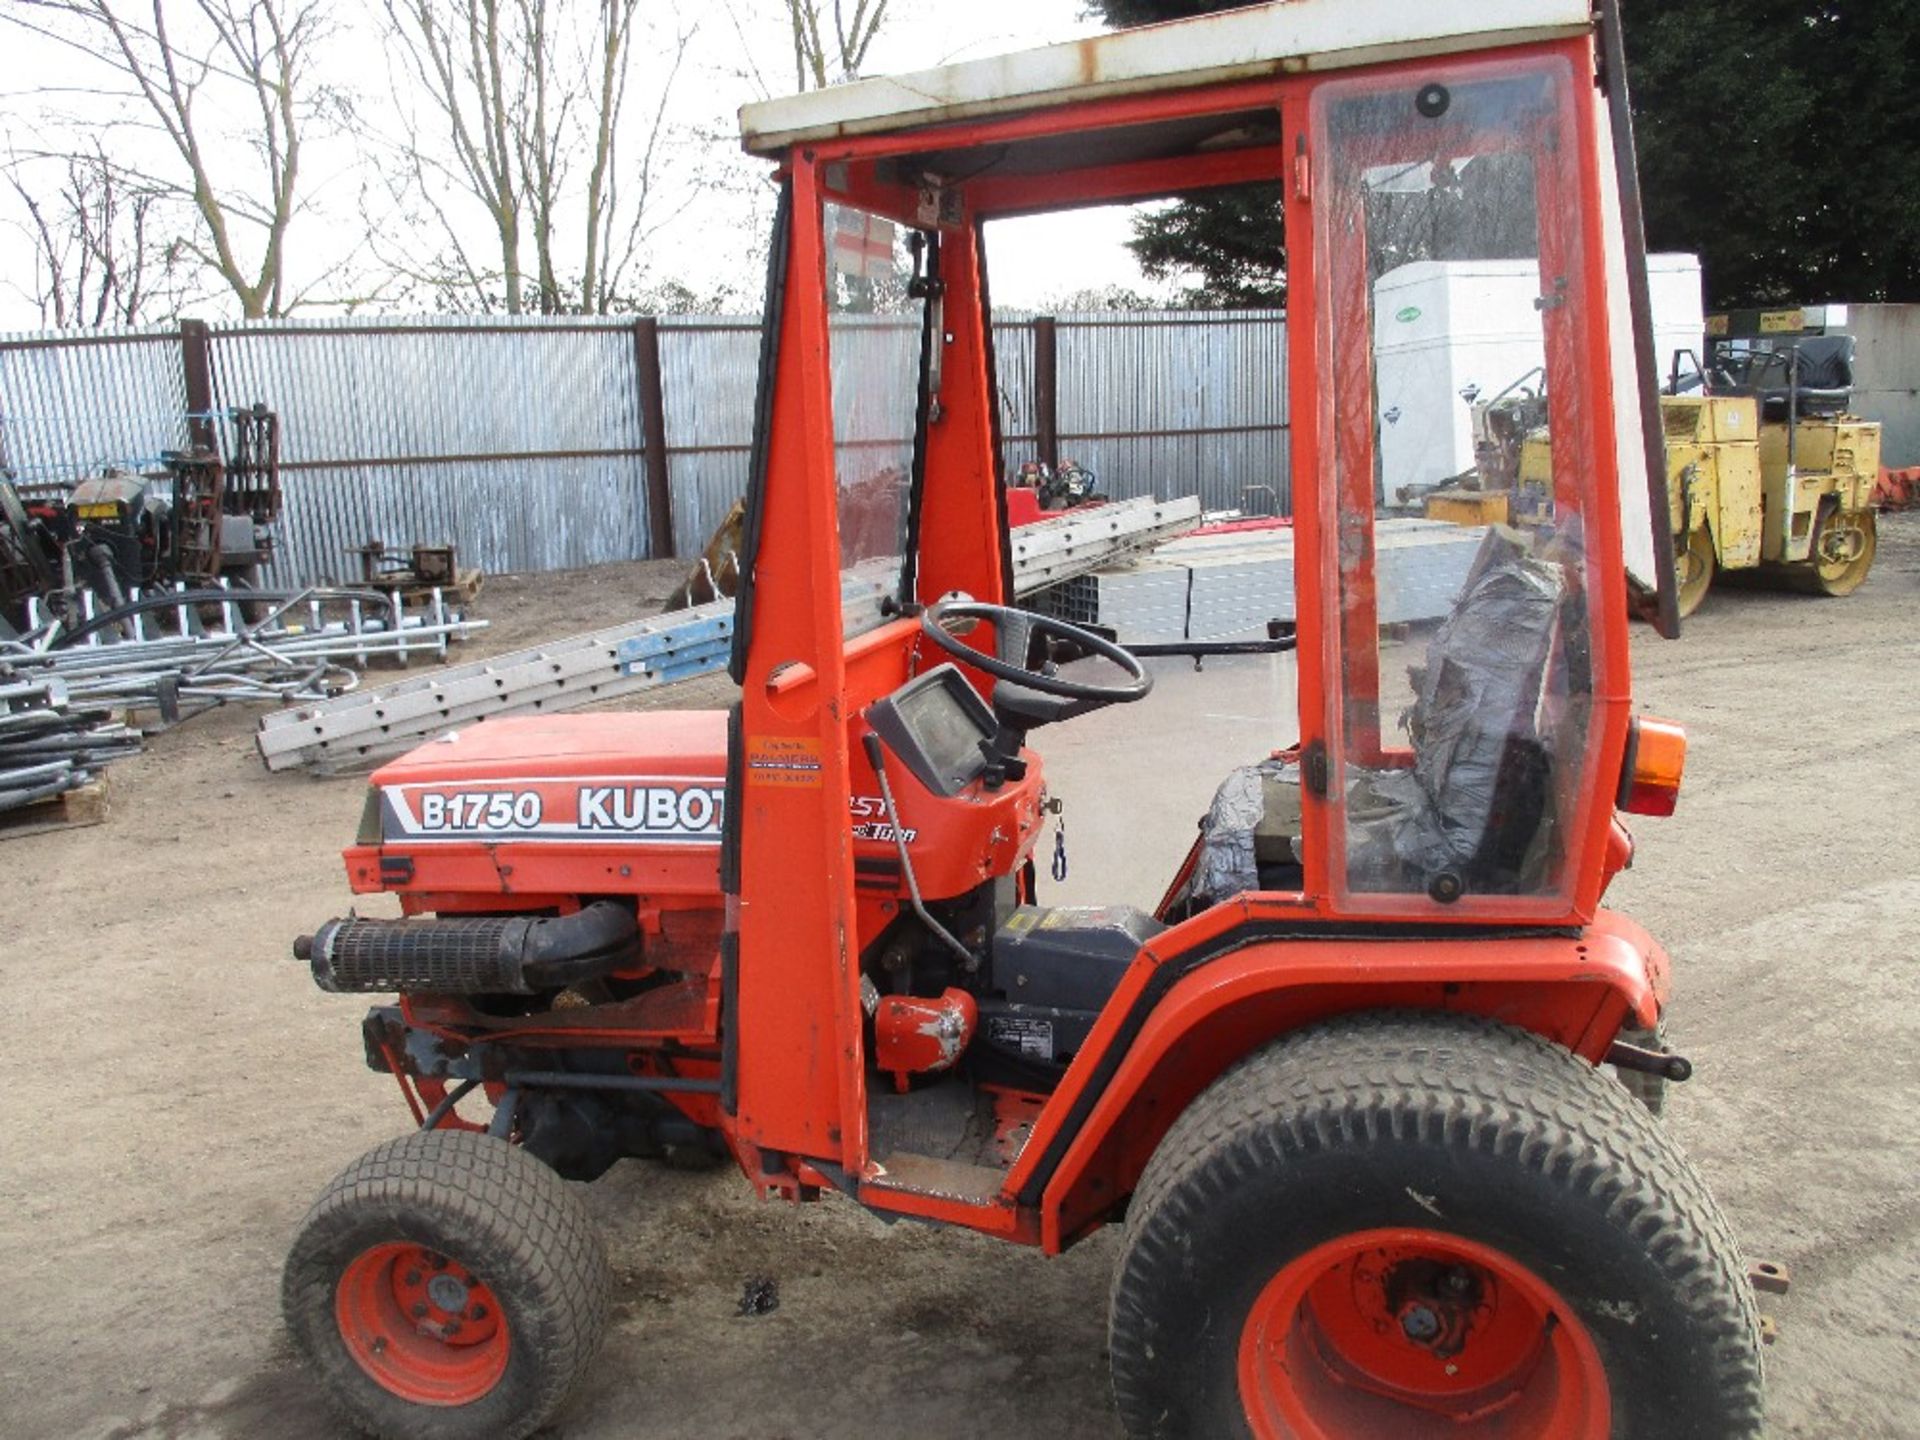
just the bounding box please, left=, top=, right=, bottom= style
left=1238, top=1228, right=1609, bottom=1439
left=335, top=1242, right=509, bottom=1406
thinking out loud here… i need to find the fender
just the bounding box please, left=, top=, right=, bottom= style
left=1026, top=908, right=1669, bottom=1252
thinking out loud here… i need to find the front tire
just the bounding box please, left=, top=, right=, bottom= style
left=283, top=1128, right=611, bottom=1440
left=1789, top=506, right=1875, bottom=596
left=1676, top=525, right=1715, bottom=618
left=1108, top=1012, right=1762, bottom=1439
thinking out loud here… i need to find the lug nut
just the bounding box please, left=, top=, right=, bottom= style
left=411, top=1303, right=428, bottom=1318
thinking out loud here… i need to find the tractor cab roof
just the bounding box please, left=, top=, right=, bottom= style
left=738, top=0, right=1591, bottom=157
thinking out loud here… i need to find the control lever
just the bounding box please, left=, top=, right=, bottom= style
left=1123, top=619, right=1298, bottom=671
left=861, top=732, right=977, bottom=971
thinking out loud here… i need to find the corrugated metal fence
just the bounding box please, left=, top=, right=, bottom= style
left=1006, top=312, right=1290, bottom=516
left=0, top=310, right=1287, bottom=584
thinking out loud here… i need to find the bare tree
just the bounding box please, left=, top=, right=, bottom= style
left=376, top=0, right=696, bottom=315
left=7, top=1, right=337, bottom=318
left=1, top=143, right=192, bottom=326
left=786, top=0, right=891, bottom=90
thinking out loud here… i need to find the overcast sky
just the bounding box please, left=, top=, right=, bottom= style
left=0, top=0, right=1181, bottom=329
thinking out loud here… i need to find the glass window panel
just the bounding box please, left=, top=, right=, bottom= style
left=823, top=202, right=919, bottom=636
left=1314, top=60, right=1598, bottom=906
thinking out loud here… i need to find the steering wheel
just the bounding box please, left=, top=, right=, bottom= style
left=920, top=598, right=1152, bottom=704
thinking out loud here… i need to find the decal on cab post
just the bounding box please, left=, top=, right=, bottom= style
left=381, top=776, right=728, bottom=844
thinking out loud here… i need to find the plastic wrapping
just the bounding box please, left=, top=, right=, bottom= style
left=1190, top=755, right=1302, bottom=903
left=1348, top=537, right=1564, bottom=892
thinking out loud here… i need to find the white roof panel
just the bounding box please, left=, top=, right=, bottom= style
left=739, top=0, right=1592, bottom=155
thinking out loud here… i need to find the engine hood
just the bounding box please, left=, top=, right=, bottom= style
left=371, top=712, right=729, bottom=787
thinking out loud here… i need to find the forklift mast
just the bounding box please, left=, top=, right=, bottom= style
left=163, top=405, right=281, bottom=584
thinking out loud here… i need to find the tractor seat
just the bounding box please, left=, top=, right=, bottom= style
left=1173, top=528, right=1564, bottom=912
left=1345, top=529, right=1563, bottom=895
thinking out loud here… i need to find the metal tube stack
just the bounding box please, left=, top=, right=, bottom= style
left=0, top=677, right=141, bottom=814
left=1, top=581, right=488, bottom=819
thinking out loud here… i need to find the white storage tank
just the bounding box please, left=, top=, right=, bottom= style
left=1371, top=253, right=1702, bottom=500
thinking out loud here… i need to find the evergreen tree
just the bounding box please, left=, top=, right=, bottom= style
left=1091, top=0, right=1920, bottom=306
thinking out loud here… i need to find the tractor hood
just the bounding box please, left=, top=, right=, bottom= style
left=371, top=712, right=729, bottom=786
left=364, top=712, right=730, bottom=851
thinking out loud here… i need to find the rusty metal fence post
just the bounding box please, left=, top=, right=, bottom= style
left=180, top=319, right=214, bottom=449
left=632, top=316, right=675, bottom=558
left=1033, top=314, right=1058, bottom=472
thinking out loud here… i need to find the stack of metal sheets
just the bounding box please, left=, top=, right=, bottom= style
left=1030, top=518, right=1488, bottom=642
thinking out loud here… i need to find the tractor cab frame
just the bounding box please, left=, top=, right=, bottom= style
left=723, top=1, right=1664, bottom=1224
left=281, top=5, right=1763, bottom=1438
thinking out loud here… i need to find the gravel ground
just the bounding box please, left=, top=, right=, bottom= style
left=1, top=518, right=1915, bottom=1439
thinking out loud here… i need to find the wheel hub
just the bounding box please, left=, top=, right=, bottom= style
left=1398, top=1303, right=1441, bottom=1341
left=1386, top=1261, right=1482, bottom=1357
left=427, top=1273, right=471, bottom=1314
left=1237, top=1228, right=1609, bottom=1438
left=335, top=1243, right=509, bottom=1406
left=1819, top=524, right=1866, bottom=565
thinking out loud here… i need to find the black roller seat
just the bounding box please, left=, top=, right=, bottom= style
left=1726, top=335, right=1856, bottom=421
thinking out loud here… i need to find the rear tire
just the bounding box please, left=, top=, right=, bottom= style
left=1108, top=1011, right=1762, bottom=1440
left=283, top=1128, right=611, bottom=1440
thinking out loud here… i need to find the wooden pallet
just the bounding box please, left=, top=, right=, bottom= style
left=0, top=775, right=111, bottom=840
left=374, top=568, right=485, bottom=608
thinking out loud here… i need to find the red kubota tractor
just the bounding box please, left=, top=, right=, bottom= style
left=280, top=3, right=1765, bottom=1436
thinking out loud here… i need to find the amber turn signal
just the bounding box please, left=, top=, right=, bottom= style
left=1619, top=717, right=1686, bottom=817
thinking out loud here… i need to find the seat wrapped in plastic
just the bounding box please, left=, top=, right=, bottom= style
left=1177, top=755, right=1303, bottom=911
left=1348, top=531, right=1563, bottom=893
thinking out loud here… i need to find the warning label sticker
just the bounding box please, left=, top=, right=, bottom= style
left=986, top=1015, right=1054, bottom=1062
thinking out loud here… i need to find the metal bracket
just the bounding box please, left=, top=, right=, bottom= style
left=1747, top=1259, right=1791, bottom=1296
left=1300, top=740, right=1329, bottom=799
left=1604, top=1038, right=1692, bottom=1083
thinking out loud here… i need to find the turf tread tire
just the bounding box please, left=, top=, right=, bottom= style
left=283, top=1128, right=611, bottom=1440
left=1108, top=1010, right=1763, bottom=1440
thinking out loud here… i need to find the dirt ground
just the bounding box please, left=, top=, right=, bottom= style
left=2, top=521, right=1916, bottom=1439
